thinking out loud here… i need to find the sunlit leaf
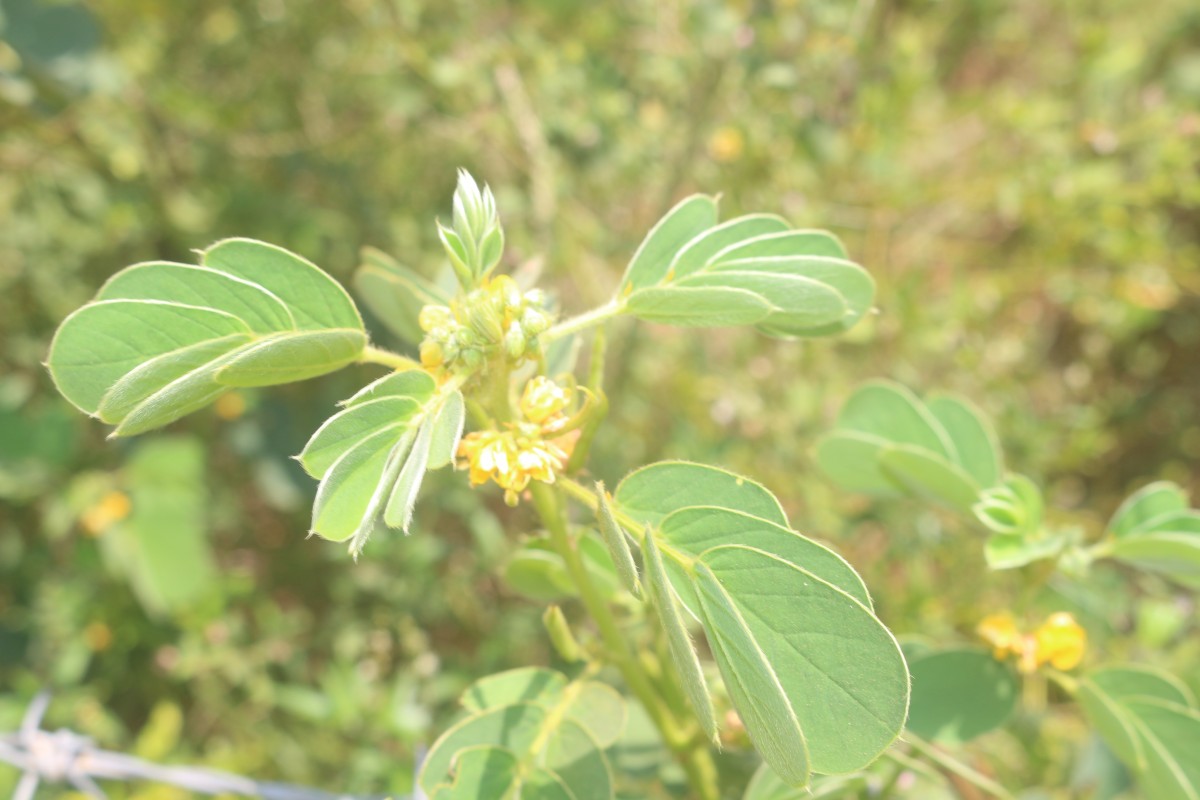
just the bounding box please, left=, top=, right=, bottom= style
left=642, top=524, right=718, bottom=744
left=619, top=195, right=719, bottom=291
left=48, top=239, right=366, bottom=436
left=419, top=669, right=619, bottom=800
left=616, top=199, right=873, bottom=337
left=298, top=370, right=460, bottom=552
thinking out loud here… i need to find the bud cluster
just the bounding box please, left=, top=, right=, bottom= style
left=418, top=275, right=552, bottom=371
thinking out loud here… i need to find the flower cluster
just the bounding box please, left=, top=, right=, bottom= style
left=457, top=377, right=577, bottom=506
left=977, top=611, right=1087, bottom=674
left=419, top=275, right=552, bottom=371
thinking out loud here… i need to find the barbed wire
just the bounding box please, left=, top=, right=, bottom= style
left=0, top=694, right=414, bottom=800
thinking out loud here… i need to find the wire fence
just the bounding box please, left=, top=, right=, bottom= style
left=0, top=694, right=415, bottom=800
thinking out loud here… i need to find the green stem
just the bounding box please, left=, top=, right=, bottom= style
left=530, top=483, right=718, bottom=800
left=359, top=345, right=421, bottom=371
left=543, top=300, right=621, bottom=343
left=905, top=734, right=1015, bottom=800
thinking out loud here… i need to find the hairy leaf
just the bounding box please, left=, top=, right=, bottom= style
left=48, top=239, right=367, bottom=436
left=615, top=198, right=874, bottom=337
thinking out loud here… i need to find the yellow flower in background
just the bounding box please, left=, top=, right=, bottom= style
left=81, top=490, right=132, bottom=536
left=977, top=613, right=1022, bottom=660
left=1033, top=612, right=1087, bottom=671
left=978, top=611, right=1086, bottom=674
left=708, top=126, right=745, bottom=163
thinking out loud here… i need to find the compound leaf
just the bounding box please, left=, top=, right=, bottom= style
left=1108, top=482, right=1189, bottom=538
left=48, top=239, right=366, bottom=436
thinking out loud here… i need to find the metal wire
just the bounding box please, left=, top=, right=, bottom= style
left=0, top=694, right=406, bottom=800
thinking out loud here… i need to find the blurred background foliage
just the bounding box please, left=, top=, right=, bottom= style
left=1, top=0, right=1197, bottom=797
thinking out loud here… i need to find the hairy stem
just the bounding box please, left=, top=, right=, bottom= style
left=542, top=299, right=621, bottom=343
left=530, top=483, right=718, bottom=800
left=359, top=345, right=421, bottom=371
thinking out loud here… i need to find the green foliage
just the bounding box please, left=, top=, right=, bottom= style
left=46, top=239, right=367, bottom=436
left=1078, top=665, right=1200, bottom=800
left=905, top=649, right=1018, bottom=744
left=816, top=381, right=1000, bottom=513
left=610, top=461, right=908, bottom=784
left=298, top=370, right=464, bottom=554
left=418, top=667, right=623, bottom=800
left=6, top=2, right=1200, bottom=798
left=1101, top=482, right=1200, bottom=588
left=615, top=196, right=874, bottom=336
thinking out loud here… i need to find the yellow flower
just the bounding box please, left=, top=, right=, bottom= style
left=81, top=490, right=132, bottom=536
left=1033, top=612, right=1086, bottom=671
left=457, top=429, right=570, bottom=506
left=978, top=611, right=1086, bottom=674
left=977, top=613, right=1022, bottom=661
left=520, top=376, right=572, bottom=425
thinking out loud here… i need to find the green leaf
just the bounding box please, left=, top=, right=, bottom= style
left=711, top=229, right=848, bottom=261
left=984, top=531, right=1068, bottom=570
left=669, top=214, right=791, bottom=279
left=614, top=461, right=789, bottom=527
left=48, top=239, right=366, bottom=436
left=504, top=548, right=577, bottom=602
left=877, top=444, right=982, bottom=513
left=352, top=246, right=451, bottom=344
left=503, top=536, right=622, bottom=602
left=616, top=202, right=873, bottom=338
left=383, top=413, right=435, bottom=532
left=459, top=667, right=625, bottom=747
left=693, top=547, right=908, bottom=782
left=710, top=256, right=874, bottom=337
left=676, top=271, right=847, bottom=335
left=299, top=370, right=458, bottom=552
left=419, top=674, right=618, bottom=800
left=743, top=764, right=870, bottom=800
left=925, top=395, right=1003, bottom=489
left=607, top=460, right=907, bottom=785
left=427, top=390, right=466, bottom=469
left=905, top=649, right=1018, bottom=743
left=813, top=431, right=905, bottom=497
left=1110, top=533, right=1200, bottom=588
left=103, top=436, right=215, bottom=616
left=619, top=195, right=719, bottom=291
left=596, top=483, right=642, bottom=597
left=1108, top=482, right=1189, bottom=537
left=642, top=524, right=718, bottom=744
left=835, top=381, right=954, bottom=460
left=623, top=285, right=774, bottom=327
left=430, top=746, right=573, bottom=800
left=658, top=506, right=873, bottom=611
left=1078, top=665, right=1196, bottom=772
left=1125, top=698, right=1200, bottom=800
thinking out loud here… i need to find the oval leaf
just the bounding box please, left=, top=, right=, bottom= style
left=48, top=239, right=366, bottom=436
left=694, top=546, right=909, bottom=780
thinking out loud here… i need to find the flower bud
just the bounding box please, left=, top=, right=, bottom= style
left=418, top=304, right=454, bottom=333
left=505, top=325, right=527, bottom=360
left=419, top=340, right=444, bottom=369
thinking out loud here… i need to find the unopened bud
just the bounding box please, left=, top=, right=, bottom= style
left=419, top=304, right=454, bottom=333
left=505, top=325, right=527, bottom=360
left=419, top=340, right=444, bottom=369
